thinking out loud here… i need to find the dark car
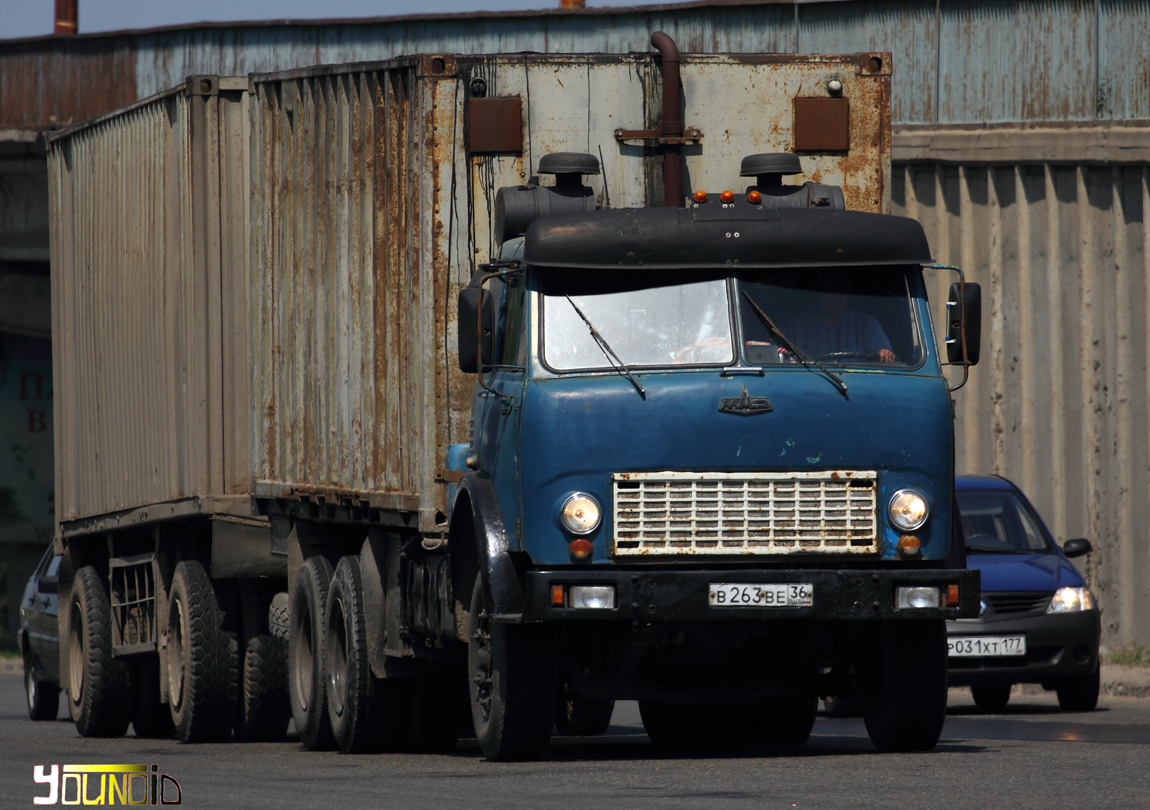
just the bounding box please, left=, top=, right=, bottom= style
left=16, top=542, right=62, bottom=720
left=948, top=475, right=1101, bottom=711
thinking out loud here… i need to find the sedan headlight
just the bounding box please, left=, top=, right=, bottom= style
left=888, top=489, right=929, bottom=531
left=560, top=493, right=602, bottom=535
left=1046, top=586, right=1096, bottom=613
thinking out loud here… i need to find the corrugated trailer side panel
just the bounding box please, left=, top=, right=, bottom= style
left=48, top=80, right=252, bottom=529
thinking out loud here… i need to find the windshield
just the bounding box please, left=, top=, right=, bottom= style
left=738, top=267, right=922, bottom=367
left=957, top=490, right=1052, bottom=553
left=542, top=278, right=734, bottom=371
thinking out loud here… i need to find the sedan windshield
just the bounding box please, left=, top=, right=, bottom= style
left=542, top=278, right=733, bottom=371
left=957, top=490, right=1052, bottom=553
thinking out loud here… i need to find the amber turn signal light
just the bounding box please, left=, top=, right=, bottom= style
left=551, top=584, right=565, bottom=606
left=569, top=538, right=593, bottom=561
left=897, top=534, right=921, bottom=556
left=693, top=189, right=708, bottom=203
left=719, top=189, right=735, bottom=203
left=746, top=190, right=762, bottom=204
left=947, top=584, right=960, bottom=607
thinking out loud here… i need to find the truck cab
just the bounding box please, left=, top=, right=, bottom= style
left=452, top=164, right=982, bottom=759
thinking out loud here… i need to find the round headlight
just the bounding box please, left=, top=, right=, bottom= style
left=888, top=489, right=929, bottom=531
left=560, top=493, right=601, bottom=535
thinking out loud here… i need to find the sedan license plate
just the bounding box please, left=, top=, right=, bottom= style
left=948, top=635, right=1027, bottom=658
left=708, top=583, right=813, bottom=608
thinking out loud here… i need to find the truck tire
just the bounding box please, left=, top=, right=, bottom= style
left=289, top=556, right=336, bottom=751
left=24, top=649, right=60, bottom=721
left=406, top=674, right=461, bottom=753
left=863, top=619, right=948, bottom=753
left=268, top=592, right=290, bottom=643
left=752, top=693, right=817, bottom=745
left=1056, top=666, right=1100, bottom=712
left=971, top=683, right=1012, bottom=712
left=166, top=560, right=238, bottom=743
left=468, top=573, right=555, bottom=761
left=235, top=581, right=291, bottom=742
left=68, top=565, right=133, bottom=737
left=555, top=691, right=615, bottom=736
left=131, top=658, right=174, bottom=738
left=638, top=702, right=750, bottom=748
left=325, top=555, right=409, bottom=753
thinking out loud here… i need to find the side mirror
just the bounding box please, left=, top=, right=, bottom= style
left=1062, top=538, right=1092, bottom=558
left=945, top=281, right=981, bottom=366
left=457, top=278, right=495, bottom=374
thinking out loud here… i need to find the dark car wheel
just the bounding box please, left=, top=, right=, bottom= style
left=68, top=565, right=133, bottom=737
left=1056, top=666, right=1100, bottom=712
left=24, top=650, right=59, bottom=721
left=971, top=684, right=1012, bottom=712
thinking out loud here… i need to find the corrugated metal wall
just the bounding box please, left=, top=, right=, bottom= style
left=47, top=81, right=252, bottom=524
left=894, top=162, right=1150, bottom=648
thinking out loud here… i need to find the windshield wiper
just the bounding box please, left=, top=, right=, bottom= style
left=564, top=297, right=646, bottom=400
left=739, top=291, right=848, bottom=398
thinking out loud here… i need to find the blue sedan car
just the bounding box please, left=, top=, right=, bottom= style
left=948, top=475, right=1101, bottom=711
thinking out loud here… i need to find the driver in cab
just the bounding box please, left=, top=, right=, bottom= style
left=744, top=275, right=897, bottom=364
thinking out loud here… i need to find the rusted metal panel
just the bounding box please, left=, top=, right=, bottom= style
left=46, top=80, right=252, bottom=528
left=794, top=98, right=850, bottom=152
left=894, top=161, right=1150, bottom=650
left=467, top=97, right=523, bottom=154
left=1098, top=0, right=1150, bottom=121
left=250, top=50, right=891, bottom=532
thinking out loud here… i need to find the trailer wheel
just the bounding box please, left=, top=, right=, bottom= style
left=751, top=693, right=817, bottom=745
left=166, top=560, right=238, bottom=743
left=325, top=555, right=409, bottom=753
left=24, top=648, right=60, bottom=721
left=863, top=619, right=948, bottom=752
left=131, top=658, right=174, bottom=738
left=406, top=673, right=461, bottom=753
left=289, top=556, right=336, bottom=751
left=468, top=573, right=555, bottom=761
left=235, top=581, right=291, bottom=742
left=68, top=565, right=133, bottom=737
left=268, top=592, right=290, bottom=643
left=555, top=690, right=615, bottom=736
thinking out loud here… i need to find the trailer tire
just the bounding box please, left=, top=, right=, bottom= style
left=290, top=556, right=336, bottom=751
left=555, top=691, right=615, bottom=736
left=863, top=619, right=948, bottom=752
left=68, top=565, right=133, bottom=737
left=751, top=693, right=817, bottom=745
left=235, top=581, right=291, bottom=742
left=325, top=555, right=409, bottom=753
left=406, top=673, right=461, bottom=753
left=268, top=592, right=290, bottom=643
left=166, top=561, right=238, bottom=743
left=468, top=573, right=555, bottom=761
left=132, top=658, right=174, bottom=738
left=24, top=649, right=59, bottom=721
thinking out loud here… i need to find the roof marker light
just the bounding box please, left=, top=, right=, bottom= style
left=747, top=190, right=762, bottom=204
left=693, top=189, right=708, bottom=203
left=720, top=190, right=735, bottom=203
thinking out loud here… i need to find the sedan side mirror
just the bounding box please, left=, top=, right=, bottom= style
left=946, top=281, right=981, bottom=366
left=457, top=273, right=496, bottom=374
left=1062, top=538, right=1092, bottom=558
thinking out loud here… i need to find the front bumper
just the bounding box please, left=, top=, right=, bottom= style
left=523, top=567, right=981, bottom=622
left=946, top=610, right=1101, bottom=685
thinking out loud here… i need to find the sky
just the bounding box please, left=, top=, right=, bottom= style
left=3, top=0, right=696, bottom=40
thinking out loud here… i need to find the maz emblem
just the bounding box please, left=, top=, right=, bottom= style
left=718, top=384, right=773, bottom=416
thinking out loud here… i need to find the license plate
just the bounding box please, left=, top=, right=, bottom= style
left=708, top=583, right=813, bottom=607
left=948, top=635, right=1027, bottom=657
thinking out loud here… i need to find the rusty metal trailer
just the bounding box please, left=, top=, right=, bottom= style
left=47, top=42, right=892, bottom=746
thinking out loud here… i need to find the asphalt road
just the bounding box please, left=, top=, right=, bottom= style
left=2, top=673, right=1148, bottom=809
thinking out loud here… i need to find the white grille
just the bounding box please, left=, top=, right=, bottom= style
left=612, top=471, right=880, bottom=556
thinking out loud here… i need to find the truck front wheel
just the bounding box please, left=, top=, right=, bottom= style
left=68, top=565, right=132, bottom=737
left=862, top=619, right=948, bottom=752
left=468, top=573, right=555, bottom=761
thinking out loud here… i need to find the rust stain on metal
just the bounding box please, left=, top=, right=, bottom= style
left=467, top=97, right=523, bottom=154
left=794, top=98, right=850, bottom=152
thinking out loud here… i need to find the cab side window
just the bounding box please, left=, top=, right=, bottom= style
left=499, top=276, right=526, bottom=367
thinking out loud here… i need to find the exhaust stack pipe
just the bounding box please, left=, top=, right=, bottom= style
left=55, top=0, right=78, bottom=35
left=650, top=32, right=682, bottom=207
